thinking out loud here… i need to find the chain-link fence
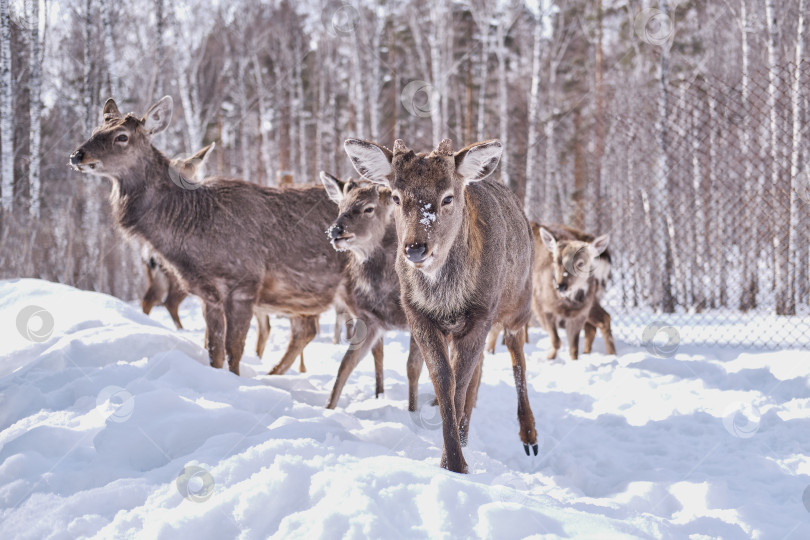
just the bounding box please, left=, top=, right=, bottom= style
left=591, top=61, right=810, bottom=349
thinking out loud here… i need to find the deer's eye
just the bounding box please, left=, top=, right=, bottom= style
left=392, top=195, right=401, bottom=206
left=115, top=134, right=128, bottom=143
left=442, top=195, right=453, bottom=206
left=364, top=206, right=374, bottom=214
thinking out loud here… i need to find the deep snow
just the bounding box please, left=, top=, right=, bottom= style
left=1, top=278, right=809, bottom=539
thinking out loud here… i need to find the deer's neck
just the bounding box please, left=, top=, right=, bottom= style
left=111, top=147, right=173, bottom=238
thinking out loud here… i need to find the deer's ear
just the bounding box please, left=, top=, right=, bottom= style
left=539, top=227, right=557, bottom=252
left=590, top=234, right=609, bottom=257
left=320, top=171, right=345, bottom=203
left=191, top=142, right=215, bottom=165
left=455, top=139, right=502, bottom=185
left=103, top=98, right=122, bottom=122
left=142, top=96, right=173, bottom=135
left=344, top=139, right=393, bottom=186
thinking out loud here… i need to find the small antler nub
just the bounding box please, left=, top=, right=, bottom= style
left=393, top=139, right=410, bottom=155
left=436, top=138, right=453, bottom=156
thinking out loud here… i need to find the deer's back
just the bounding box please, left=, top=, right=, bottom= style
left=147, top=179, right=346, bottom=314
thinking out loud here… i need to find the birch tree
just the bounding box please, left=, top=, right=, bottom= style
left=786, top=0, right=805, bottom=315
left=765, top=0, right=789, bottom=314
left=524, top=8, right=544, bottom=221
left=100, top=0, right=116, bottom=97
left=737, top=0, right=757, bottom=310
left=0, top=0, right=13, bottom=212
left=29, top=0, right=43, bottom=218
left=655, top=0, right=675, bottom=313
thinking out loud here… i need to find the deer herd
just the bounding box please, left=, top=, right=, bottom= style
left=69, top=96, right=616, bottom=474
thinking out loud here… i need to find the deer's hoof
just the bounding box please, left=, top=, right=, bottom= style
left=523, top=443, right=539, bottom=456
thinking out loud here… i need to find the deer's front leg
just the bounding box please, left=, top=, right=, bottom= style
left=326, top=322, right=383, bottom=409
left=409, top=312, right=465, bottom=473
left=450, top=319, right=490, bottom=448
left=406, top=335, right=424, bottom=412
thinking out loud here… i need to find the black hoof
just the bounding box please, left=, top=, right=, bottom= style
left=532, top=443, right=539, bottom=456
left=523, top=444, right=530, bottom=456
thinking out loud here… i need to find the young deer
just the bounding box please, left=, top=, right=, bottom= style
left=320, top=172, right=423, bottom=410
left=141, top=142, right=308, bottom=370
left=344, top=138, right=538, bottom=473
left=534, top=223, right=616, bottom=360
left=70, top=97, right=348, bottom=376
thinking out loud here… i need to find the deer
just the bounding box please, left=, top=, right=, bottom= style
left=344, top=137, right=538, bottom=473
left=320, top=172, right=424, bottom=410
left=69, top=96, right=348, bottom=376
left=140, top=142, right=311, bottom=371
left=533, top=223, right=616, bottom=360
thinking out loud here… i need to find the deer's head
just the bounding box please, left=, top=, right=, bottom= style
left=321, top=172, right=393, bottom=261
left=69, top=96, right=173, bottom=179
left=538, top=227, right=609, bottom=302
left=343, top=138, right=502, bottom=276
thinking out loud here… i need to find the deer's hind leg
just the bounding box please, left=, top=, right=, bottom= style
left=268, top=315, right=318, bottom=375
left=503, top=326, right=538, bottom=456
left=589, top=302, right=617, bottom=355
left=255, top=314, right=270, bottom=358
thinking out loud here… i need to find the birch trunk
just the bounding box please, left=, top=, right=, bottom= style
left=28, top=0, right=42, bottom=218
left=254, top=53, right=272, bottom=185
left=173, top=13, right=202, bottom=152
left=238, top=57, right=250, bottom=179
left=0, top=0, right=13, bottom=212
left=368, top=13, right=385, bottom=141
left=786, top=0, right=805, bottom=315
left=593, top=0, right=604, bottom=232
left=476, top=32, right=489, bottom=141
left=495, top=19, right=509, bottom=188
left=100, top=0, right=116, bottom=97
left=765, top=0, right=790, bottom=314
left=524, top=11, right=543, bottom=221
left=738, top=0, right=757, bottom=310
left=655, top=0, right=675, bottom=313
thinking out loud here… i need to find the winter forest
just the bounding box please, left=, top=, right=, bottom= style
left=0, top=0, right=808, bottom=346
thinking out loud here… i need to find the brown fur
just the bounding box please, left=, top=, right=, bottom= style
left=321, top=173, right=424, bottom=410
left=532, top=223, right=616, bottom=360
left=344, top=137, right=538, bottom=473
left=70, top=97, right=348, bottom=375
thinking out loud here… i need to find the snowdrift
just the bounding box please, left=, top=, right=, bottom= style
left=1, top=279, right=809, bottom=539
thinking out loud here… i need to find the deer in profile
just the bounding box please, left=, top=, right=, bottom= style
left=534, top=223, right=616, bottom=360
left=344, top=138, right=538, bottom=473
left=140, top=142, right=309, bottom=370
left=320, top=172, right=423, bottom=410
left=70, top=96, right=348, bottom=376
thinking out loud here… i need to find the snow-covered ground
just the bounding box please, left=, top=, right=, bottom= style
left=1, top=278, right=809, bottom=539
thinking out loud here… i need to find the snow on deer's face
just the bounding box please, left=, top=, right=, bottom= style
left=343, top=138, right=502, bottom=276
left=69, top=97, right=173, bottom=179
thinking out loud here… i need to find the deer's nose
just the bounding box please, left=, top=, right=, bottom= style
left=329, top=224, right=344, bottom=239
left=69, top=150, right=84, bottom=165
left=404, top=243, right=428, bottom=263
